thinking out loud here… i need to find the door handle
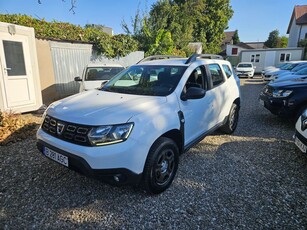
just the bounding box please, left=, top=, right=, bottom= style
left=4, top=67, right=11, bottom=70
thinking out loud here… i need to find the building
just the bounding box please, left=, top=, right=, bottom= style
left=287, top=5, right=307, bottom=47
left=240, top=47, right=304, bottom=73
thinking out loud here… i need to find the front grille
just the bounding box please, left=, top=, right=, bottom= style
left=264, top=74, right=271, bottom=78
left=262, top=85, right=273, bottom=97
left=42, top=115, right=92, bottom=146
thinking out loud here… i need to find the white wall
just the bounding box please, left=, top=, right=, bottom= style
left=226, top=44, right=246, bottom=56
left=288, top=19, right=307, bottom=47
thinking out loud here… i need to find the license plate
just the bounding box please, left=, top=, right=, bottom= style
left=295, top=136, right=307, bottom=153
left=43, top=146, right=69, bottom=167
left=259, top=99, right=264, bottom=106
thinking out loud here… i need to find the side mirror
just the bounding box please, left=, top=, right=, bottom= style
left=97, top=80, right=109, bottom=89
left=253, top=66, right=256, bottom=69
left=74, top=76, right=82, bottom=82
left=181, top=87, right=206, bottom=101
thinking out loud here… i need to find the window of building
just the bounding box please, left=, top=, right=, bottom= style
left=251, top=54, right=260, bottom=63
left=232, top=48, right=238, bottom=55
left=280, top=53, right=291, bottom=62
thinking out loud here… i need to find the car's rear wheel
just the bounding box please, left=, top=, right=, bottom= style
left=220, top=103, right=239, bottom=134
left=142, top=137, right=179, bottom=194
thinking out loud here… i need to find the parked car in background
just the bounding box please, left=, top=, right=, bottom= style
left=259, top=79, right=307, bottom=119
left=235, top=62, right=255, bottom=78
left=37, top=54, right=241, bottom=194
left=270, top=63, right=307, bottom=81
left=74, top=63, right=124, bottom=92
left=262, top=63, right=289, bottom=75
left=294, top=109, right=307, bottom=154
left=263, top=62, right=307, bottom=81
left=271, top=67, right=307, bottom=83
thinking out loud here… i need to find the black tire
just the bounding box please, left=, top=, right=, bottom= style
left=220, top=103, right=239, bottom=134
left=142, top=137, right=179, bottom=194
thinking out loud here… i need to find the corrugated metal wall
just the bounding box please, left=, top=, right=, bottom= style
left=50, top=41, right=92, bottom=98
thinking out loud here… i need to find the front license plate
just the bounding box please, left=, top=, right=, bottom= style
left=295, top=136, right=307, bottom=153
left=43, top=146, right=69, bottom=167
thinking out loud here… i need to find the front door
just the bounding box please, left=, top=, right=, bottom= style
left=0, top=32, right=35, bottom=110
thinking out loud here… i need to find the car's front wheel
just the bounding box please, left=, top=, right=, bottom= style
left=142, top=137, right=179, bottom=194
left=220, top=103, right=240, bottom=134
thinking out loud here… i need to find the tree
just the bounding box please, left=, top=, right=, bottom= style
left=276, top=36, right=288, bottom=48
left=265, top=30, right=289, bottom=48
left=233, top=30, right=240, bottom=45
left=123, top=0, right=233, bottom=56
left=264, top=29, right=280, bottom=48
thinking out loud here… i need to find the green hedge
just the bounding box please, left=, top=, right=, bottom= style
left=0, top=14, right=139, bottom=58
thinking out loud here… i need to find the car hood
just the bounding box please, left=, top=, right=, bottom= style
left=47, top=90, right=167, bottom=125
left=269, top=78, right=307, bottom=88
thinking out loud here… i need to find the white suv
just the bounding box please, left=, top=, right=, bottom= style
left=74, top=63, right=124, bottom=92
left=37, top=54, right=241, bottom=194
left=235, top=62, right=255, bottom=78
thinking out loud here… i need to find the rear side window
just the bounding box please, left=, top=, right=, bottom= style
left=209, top=64, right=224, bottom=87
left=222, top=64, right=232, bottom=78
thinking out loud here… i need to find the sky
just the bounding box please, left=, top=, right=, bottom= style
left=0, top=0, right=306, bottom=42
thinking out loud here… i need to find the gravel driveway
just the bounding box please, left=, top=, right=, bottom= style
left=1, top=77, right=307, bottom=229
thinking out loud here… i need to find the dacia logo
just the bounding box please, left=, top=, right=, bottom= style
left=57, top=123, right=65, bottom=135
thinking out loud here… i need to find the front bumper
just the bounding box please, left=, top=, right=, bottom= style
left=236, top=71, right=254, bottom=77
left=36, top=128, right=146, bottom=185
left=259, top=93, right=295, bottom=118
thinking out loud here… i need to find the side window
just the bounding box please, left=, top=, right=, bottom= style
left=209, top=64, right=225, bottom=87
left=185, top=66, right=207, bottom=90
left=222, top=64, right=232, bottom=78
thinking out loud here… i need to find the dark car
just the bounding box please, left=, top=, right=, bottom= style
left=259, top=79, right=307, bottom=119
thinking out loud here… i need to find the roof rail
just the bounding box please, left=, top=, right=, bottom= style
left=185, top=53, right=223, bottom=64
left=137, top=55, right=182, bottom=64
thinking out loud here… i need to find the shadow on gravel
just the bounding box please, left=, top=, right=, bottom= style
left=175, top=137, right=307, bottom=228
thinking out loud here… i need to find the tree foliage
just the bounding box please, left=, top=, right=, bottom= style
left=233, top=30, right=240, bottom=45
left=0, top=14, right=139, bottom=58
left=264, top=30, right=288, bottom=48
left=122, top=0, right=233, bottom=56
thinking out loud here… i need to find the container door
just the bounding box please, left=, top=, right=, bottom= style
left=0, top=32, right=35, bottom=110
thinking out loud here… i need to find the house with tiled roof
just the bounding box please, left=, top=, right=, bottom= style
left=287, top=5, right=307, bottom=47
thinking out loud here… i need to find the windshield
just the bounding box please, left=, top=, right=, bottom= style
left=101, top=65, right=187, bottom=96
left=281, top=63, right=299, bottom=70
left=85, top=67, right=124, bottom=81
left=238, top=63, right=252, bottom=68
left=291, top=63, right=307, bottom=72
left=296, top=67, right=307, bottom=75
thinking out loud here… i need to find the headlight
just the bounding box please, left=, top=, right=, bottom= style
left=272, top=89, right=293, bottom=98
left=301, top=109, right=307, bottom=121
left=88, top=123, right=134, bottom=146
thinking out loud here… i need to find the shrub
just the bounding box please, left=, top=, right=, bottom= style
left=0, top=111, right=40, bottom=145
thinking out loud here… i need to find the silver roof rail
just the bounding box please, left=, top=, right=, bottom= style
left=185, top=53, right=223, bottom=64
left=137, top=55, right=182, bottom=64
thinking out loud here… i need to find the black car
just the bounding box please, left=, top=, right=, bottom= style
left=259, top=79, right=307, bottom=119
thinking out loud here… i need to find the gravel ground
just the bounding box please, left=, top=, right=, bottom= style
left=1, top=76, right=307, bottom=229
